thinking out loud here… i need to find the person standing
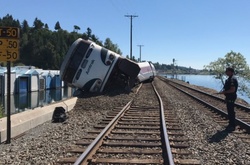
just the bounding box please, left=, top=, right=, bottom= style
left=218, top=67, right=238, bottom=131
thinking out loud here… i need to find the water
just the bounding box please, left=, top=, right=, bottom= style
left=164, top=74, right=250, bottom=104
left=0, top=87, right=75, bottom=115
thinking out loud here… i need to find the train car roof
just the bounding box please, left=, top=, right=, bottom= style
left=137, top=61, right=151, bottom=67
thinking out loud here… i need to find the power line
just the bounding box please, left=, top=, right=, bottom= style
left=124, top=15, right=138, bottom=60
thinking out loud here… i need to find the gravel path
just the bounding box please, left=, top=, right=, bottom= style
left=154, top=78, right=250, bottom=165
left=0, top=77, right=249, bottom=165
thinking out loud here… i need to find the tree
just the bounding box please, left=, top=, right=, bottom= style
left=54, top=21, right=61, bottom=30
left=73, top=25, right=80, bottom=32
left=21, top=20, right=30, bottom=33
left=204, top=51, right=250, bottom=97
left=87, top=27, right=92, bottom=38
left=45, top=23, right=49, bottom=29
left=104, top=38, right=122, bottom=54
left=0, top=14, right=20, bottom=27
left=33, top=17, right=44, bottom=29
left=0, top=15, right=123, bottom=70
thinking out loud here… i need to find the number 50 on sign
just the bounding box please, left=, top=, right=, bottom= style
left=0, top=27, right=19, bottom=62
left=0, top=39, right=19, bottom=61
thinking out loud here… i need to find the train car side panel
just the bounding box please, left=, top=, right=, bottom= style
left=137, top=62, right=156, bottom=82
left=60, top=38, right=140, bottom=92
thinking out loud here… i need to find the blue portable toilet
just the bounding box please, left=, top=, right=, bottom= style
left=18, top=76, right=29, bottom=93
left=14, top=66, right=39, bottom=93
left=40, top=71, right=53, bottom=90
left=15, top=92, right=28, bottom=110
left=16, top=68, right=39, bottom=93
left=14, top=67, right=28, bottom=93
left=51, top=73, right=61, bottom=89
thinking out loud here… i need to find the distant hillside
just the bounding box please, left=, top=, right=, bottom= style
left=152, top=62, right=210, bottom=75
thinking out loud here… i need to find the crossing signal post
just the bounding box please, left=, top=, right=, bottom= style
left=0, top=27, right=20, bottom=143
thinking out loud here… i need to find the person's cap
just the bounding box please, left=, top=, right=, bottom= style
left=226, top=67, right=234, bottom=73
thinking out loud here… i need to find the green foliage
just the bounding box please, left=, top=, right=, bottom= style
left=54, top=21, right=61, bottom=30
left=104, top=38, right=122, bottom=55
left=204, top=51, right=250, bottom=96
left=73, top=25, right=80, bottom=32
left=0, top=14, right=122, bottom=69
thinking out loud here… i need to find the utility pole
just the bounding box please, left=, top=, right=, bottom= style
left=125, top=15, right=138, bottom=60
left=137, top=44, right=144, bottom=62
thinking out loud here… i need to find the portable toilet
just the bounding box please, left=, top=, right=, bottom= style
left=3, top=94, right=16, bottom=114
left=42, top=71, right=53, bottom=90
left=45, top=90, right=52, bottom=104
left=0, top=67, right=6, bottom=95
left=29, top=91, right=39, bottom=109
left=0, top=74, right=4, bottom=95
left=38, top=90, right=45, bottom=107
left=50, top=89, right=62, bottom=102
left=14, top=92, right=28, bottom=110
left=25, top=69, right=39, bottom=92
left=4, top=71, right=16, bottom=95
left=51, top=74, right=61, bottom=89
left=17, top=75, right=29, bottom=93
left=39, top=76, right=45, bottom=91
left=14, top=66, right=31, bottom=93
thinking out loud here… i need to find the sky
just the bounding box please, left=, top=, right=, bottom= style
left=1, top=0, right=250, bottom=69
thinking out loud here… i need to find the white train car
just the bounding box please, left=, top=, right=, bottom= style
left=60, top=38, right=140, bottom=92
left=137, top=62, right=156, bottom=82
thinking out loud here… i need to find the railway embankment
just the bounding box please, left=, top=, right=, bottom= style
left=0, top=77, right=249, bottom=164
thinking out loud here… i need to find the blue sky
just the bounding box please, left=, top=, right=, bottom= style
left=1, top=0, right=250, bottom=69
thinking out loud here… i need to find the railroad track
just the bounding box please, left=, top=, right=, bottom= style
left=57, top=83, right=200, bottom=165
left=158, top=76, right=250, bottom=138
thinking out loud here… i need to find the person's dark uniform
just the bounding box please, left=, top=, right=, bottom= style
left=223, top=70, right=238, bottom=129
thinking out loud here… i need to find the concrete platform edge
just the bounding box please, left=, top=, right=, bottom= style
left=0, top=97, right=77, bottom=143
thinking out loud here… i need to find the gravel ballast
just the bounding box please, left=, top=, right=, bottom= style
left=0, top=87, right=137, bottom=164
left=0, top=77, right=249, bottom=164
left=154, top=78, right=250, bottom=165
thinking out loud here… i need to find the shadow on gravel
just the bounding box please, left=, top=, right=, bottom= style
left=73, top=87, right=133, bottom=98
left=208, top=129, right=229, bottom=143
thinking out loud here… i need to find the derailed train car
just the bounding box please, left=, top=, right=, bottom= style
left=60, top=38, right=140, bottom=92
left=137, top=61, right=156, bottom=83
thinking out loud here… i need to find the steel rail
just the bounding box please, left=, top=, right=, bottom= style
left=152, top=82, right=175, bottom=165
left=164, top=77, right=250, bottom=112
left=74, top=83, right=143, bottom=165
left=168, top=82, right=250, bottom=133
left=74, top=100, right=133, bottom=165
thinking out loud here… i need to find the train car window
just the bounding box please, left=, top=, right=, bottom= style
left=69, top=52, right=82, bottom=69
left=109, top=54, right=115, bottom=60
left=64, top=68, right=75, bottom=83
left=68, top=41, right=90, bottom=70
left=101, top=48, right=108, bottom=65
left=78, top=41, right=90, bottom=54
left=85, top=48, right=93, bottom=59
left=75, top=69, right=82, bottom=80
left=81, top=59, right=88, bottom=68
